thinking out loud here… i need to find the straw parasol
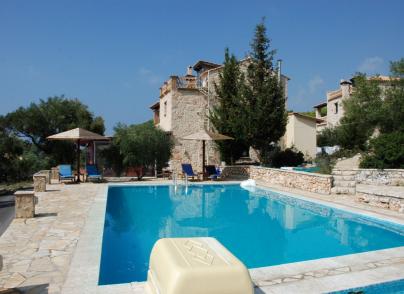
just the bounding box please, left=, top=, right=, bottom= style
left=181, top=129, right=233, bottom=174
left=47, top=128, right=110, bottom=182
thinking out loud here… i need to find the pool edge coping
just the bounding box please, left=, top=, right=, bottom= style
left=61, top=181, right=404, bottom=294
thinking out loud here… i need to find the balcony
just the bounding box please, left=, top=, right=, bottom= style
left=159, top=76, right=201, bottom=98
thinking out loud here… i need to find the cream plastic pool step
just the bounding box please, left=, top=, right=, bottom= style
left=145, top=237, right=254, bottom=294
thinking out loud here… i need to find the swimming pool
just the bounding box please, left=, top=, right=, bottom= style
left=98, top=184, right=404, bottom=285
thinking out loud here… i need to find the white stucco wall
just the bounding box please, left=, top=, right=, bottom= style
left=326, top=94, right=342, bottom=128
left=326, top=83, right=351, bottom=128
left=284, top=114, right=317, bottom=160
left=158, top=92, right=173, bottom=132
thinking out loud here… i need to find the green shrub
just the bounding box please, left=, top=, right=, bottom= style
left=317, top=128, right=338, bottom=147
left=104, top=121, right=174, bottom=179
left=360, top=131, right=404, bottom=169
left=314, top=153, right=334, bottom=174
left=267, top=147, right=305, bottom=168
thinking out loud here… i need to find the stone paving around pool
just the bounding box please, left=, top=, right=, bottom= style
left=0, top=183, right=103, bottom=293
left=0, top=180, right=404, bottom=294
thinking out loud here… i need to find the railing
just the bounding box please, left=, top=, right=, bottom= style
left=172, top=170, right=188, bottom=193
left=176, top=76, right=198, bottom=89
left=160, top=76, right=207, bottom=97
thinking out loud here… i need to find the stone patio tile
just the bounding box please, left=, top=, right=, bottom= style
left=51, top=255, right=71, bottom=269
left=28, top=257, right=55, bottom=272
left=8, top=259, right=31, bottom=273
left=3, top=272, right=26, bottom=288
left=97, top=283, right=133, bottom=294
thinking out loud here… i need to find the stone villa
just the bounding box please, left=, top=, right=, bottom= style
left=313, top=76, right=396, bottom=133
left=150, top=59, right=319, bottom=172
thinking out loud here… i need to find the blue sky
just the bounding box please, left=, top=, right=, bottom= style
left=1, top=0, right=403, bottom=134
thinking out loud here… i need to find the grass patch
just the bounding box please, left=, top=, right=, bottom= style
left=0, top=181, right=33, bottom=196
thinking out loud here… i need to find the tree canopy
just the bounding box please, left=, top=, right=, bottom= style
left=1, top=96, right=105, bottom=182
left=5, top=96, right=105, bottom=165
left=243, top=20, right=287, bottom=163
left=336, top=74, right=383, bottom=150
left=210, top=20, right=287, bottom=165
left=103, top=121, right=174, bottom=177
left=209, top=48, right=248, bottom=163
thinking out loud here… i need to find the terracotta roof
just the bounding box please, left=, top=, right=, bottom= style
left=368, top=75, right=400, bottom=82
left=193, top=60, right=221, bottom=72
left=150, top=101, right=160, bottom=109
left=289, top=112, right=324, bottom=123
left=313, top=102, right=327, bottom=108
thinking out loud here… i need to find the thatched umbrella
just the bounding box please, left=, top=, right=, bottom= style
left=181, top=129, right=233, bottom=174
left=47, top=128, right=110, bottom=182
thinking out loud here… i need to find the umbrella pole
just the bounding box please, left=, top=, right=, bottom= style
left=76, top=139, right=81, bottom=183
left=202, top=140, right=206, bottom=178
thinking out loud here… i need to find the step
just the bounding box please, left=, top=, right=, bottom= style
left=333, top=175, right=356, bottom=181
left=331, top=187, right=356, bottom=195
left=333, top=180, right=356, bottom=187
left=356, top=184, right=404, bottom=199
left=332, top=170, right=357, bottom=176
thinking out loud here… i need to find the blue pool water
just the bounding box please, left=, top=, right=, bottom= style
left=329, top=278, right=404, bottom=293
left=98, top=184, right=404, bottom=285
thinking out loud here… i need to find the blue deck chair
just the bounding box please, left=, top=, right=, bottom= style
left=205, top=165, right=220, bottom=180
left=86, top=164, right=102, bottom=182
left=181, top=163, right=199, bottom=180
left=58, top=164, right=74, bottom=182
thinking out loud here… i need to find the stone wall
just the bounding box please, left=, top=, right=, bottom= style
left=250, top=166, right=333, bottom=194
left=221, top=166, right=250, bottom=179
left=356, top=184, right=404, bottom=213
left=355, top=169, right=404, bottom=186
left=221, top=165, right=333, bottom=194
left=332, top=168, right=404, bottom=213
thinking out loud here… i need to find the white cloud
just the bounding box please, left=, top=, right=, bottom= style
left=358, top=56, right=384, bottom=73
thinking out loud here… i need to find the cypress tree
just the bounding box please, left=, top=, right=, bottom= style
left=244, top=20, right=287, bottom=164
left=210, top=48, right=248, bottom=164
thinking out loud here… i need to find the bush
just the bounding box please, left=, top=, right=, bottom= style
left=267, top=147, right=305, bottom=168
left=317, top=128, right=338, bottom=147
left=314, top=153, right=333, bottom=174
left=360, top=132, right=404, bottom=169
left=105, top=121, right=174, bottom=179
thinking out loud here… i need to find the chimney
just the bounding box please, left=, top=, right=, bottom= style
left=277, top=59, right=282, bottom=82
left=186, top=65, right=193, bottom=76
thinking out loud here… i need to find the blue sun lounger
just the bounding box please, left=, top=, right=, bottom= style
left=181, top=163, right=199, bottom=180
left=58, top=164, right=75, bottom=182
left=86, top=164, right=102, bottom=182
left=205, top=165, right=220, bottom=180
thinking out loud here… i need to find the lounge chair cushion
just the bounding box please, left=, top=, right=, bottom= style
left=59, top=165, right=74, bottom=180
left=182, top=164, right=197, bottom=177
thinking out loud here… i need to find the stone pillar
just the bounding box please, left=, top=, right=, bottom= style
left=51, top=167, right=59, bottom=182
left=33, top=174, right=47, bottom=192
left=14, top=191, right=37, bottom=218
left=45, top=170, right=51, bottom=184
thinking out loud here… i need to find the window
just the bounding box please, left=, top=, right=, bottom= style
left=164, top=101, right=167, bottom=117
left=334, top=102, right=338, bottom=114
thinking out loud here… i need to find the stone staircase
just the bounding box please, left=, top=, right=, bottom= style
left=331, top=169, right=357, bottom=194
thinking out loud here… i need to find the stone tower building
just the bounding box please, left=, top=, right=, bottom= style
left=150, top=59, right=289, bottom=173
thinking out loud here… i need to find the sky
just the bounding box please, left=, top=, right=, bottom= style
left=1, top=0, right=403, bottom=134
